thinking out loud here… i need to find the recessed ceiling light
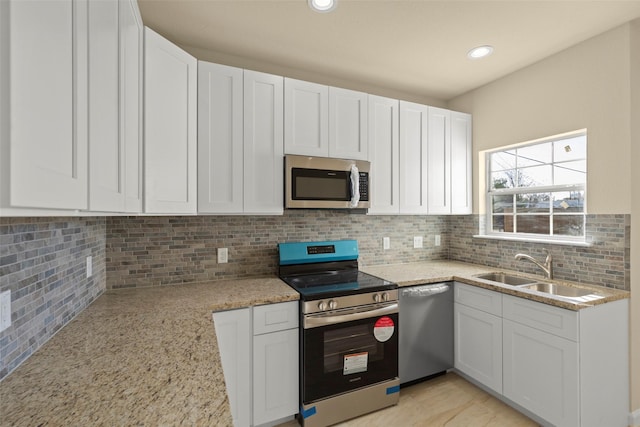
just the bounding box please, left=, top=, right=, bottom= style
left=467, top=45, right=494, bottom=60
left=308, top=0, right=337, bottom=13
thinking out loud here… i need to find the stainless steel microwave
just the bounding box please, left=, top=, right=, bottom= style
left=285, top=155, right=370, bottom=209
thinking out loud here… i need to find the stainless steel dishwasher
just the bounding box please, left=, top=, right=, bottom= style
left=399, top=282, right=454, bottom=385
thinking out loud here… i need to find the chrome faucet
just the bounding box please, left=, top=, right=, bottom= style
left=515, top=250, right=553, bottom=280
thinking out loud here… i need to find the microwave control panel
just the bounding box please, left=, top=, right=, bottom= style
left=359, top=172, right=369, bottom=201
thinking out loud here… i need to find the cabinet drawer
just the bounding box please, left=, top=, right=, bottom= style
left=503, top=295, right=578, bottom=341
left=454, top=282, right=502, bottom=316
left=253, top=301, right=299, bottom=335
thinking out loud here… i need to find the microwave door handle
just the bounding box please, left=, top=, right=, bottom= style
left=350, top=165, right=360, bottom=207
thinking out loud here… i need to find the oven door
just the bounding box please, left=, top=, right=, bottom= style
left=302, top=302, right=399, bottom=403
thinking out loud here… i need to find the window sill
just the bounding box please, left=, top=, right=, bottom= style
left=473, top=234, right=593, bottom=247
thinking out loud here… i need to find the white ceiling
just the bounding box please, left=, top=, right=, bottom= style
left=138, top=0, right=640, bottom=101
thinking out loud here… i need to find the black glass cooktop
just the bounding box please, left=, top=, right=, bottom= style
left=280, top=269, right=396, bottom=300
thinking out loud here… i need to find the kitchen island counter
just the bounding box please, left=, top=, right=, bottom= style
left=0, top=276, right=298, bottom=426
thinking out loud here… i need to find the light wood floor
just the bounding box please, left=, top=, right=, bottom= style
left=277, top=372, right=539, bottom=427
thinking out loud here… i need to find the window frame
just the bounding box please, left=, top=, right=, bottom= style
left=484, top=131, right=587, bottom=244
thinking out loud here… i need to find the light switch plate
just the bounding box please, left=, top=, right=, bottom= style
left=0, top=290, right=11, bottom=332
left=413, top=236, right=423, bottom=249
left=435, top=235, right=441, bottom=246
left=383, top=237, right=390, bottom=250
left=217, top=248, right=228, bottom=264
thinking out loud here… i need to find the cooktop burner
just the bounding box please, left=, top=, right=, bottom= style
left=278, top=240, right=397, bottom=300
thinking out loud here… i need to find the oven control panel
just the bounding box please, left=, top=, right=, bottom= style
left=303, top=290, right=399, bottom=314
left=307, top=245, right=335, bottom=255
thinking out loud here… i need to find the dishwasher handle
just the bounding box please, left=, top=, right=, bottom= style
left=400, top=283, right=450, bottom=298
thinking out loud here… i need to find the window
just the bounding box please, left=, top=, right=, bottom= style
left=486, top=131, right=586, bottom=242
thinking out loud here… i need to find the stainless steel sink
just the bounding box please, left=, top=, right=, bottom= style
left=519, top=282, right=594, bottom=298
left=474, top=272, right=537, bottom=286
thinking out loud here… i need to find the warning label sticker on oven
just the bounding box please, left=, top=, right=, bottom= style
left=343, top=352, right=368, bottom=375
left=374, top=316, right=395, bottom=342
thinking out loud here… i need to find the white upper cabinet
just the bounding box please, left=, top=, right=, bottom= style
left=1, top=0, right=88, bottom=210
left=197, top=62, right=244, bottom=213
left=87, top=0, right=143, bottom=213
left=284, top=79, right=368, bottom=160
left=399, top=101, right=428, bottom=214
left=450, top=112, right=472, bottom=214
left=329, top=87, right=368, bottom=160
left=144, top=27, right=197, bottom=214
left=284, top=78, right=328, bottom=157
left=243, top=70, right=284, bottom=215
left=427, top=108, right=473, bottom=215
left=367, top=95, right=399, bottom=214
left=426, top=107, right=451, bottom=214
left=197, top=63, right=283, bottom=215
left=120, top=0, right=143, bottom=213
left=88, top=0, right=120, bottom=211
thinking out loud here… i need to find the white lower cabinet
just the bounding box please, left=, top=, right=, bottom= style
left=253, top=328, right=298, bottom=425
left=454, top=283, right=629, bottom=427
left=454, top=303, right=502, bottom=394
left=454, top=283, right=502, bottom=394
left=213, top=308, right=252, bottom=427
left=503, top=317, right=578, bottom=426
left=213, top=301, right=299, bottom=427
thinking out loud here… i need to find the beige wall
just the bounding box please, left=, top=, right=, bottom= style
left=448, top=24, right=632, bottom=215
left=631, top=19, right=640, bottom=418
left=449, top=21, right=639, bottom=418
left=181, top=44, right=447, bottom=108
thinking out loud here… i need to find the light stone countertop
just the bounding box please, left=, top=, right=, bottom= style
left=0, top=276, right=298, bottom=426
left=0, top=262, right=629, bottom=426
left=362, top=260, right=629, bottom=311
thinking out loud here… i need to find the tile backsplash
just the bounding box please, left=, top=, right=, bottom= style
left=0, top=211, right=629, bottom=381
left=448, top=214, right=630, bottom=290
left=0, top=217, right=106, bottom=380
left=106, top=211, right=449, bottom=289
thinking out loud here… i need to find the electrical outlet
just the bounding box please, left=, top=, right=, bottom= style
left=435, top=235, right=441, bottom=246
left=383, top=237, right=390, bottom=250
left=217, top=248, right=228, bottom=264
left=86, top=256, right=93, bottom=278
left=0, top=290, right=11, bottom=332
left=413, top=236, right=423, bottom=249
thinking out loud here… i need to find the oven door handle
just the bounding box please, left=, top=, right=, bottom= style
left=304, top=303, right=398, bottom=329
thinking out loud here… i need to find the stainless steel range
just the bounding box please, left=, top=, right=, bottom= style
left=278, top=240, right=399, bottom=427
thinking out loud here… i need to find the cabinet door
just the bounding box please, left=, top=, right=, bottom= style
left=454, top=302, right=502, bottom=393
left=329, top=87, right=368, bottom=160
left=450, top=112, right=472, bottom=214
left=197, top=62, right=244, bottom=213
left=5, top=0, right=88, bottom=210
left=503, top=319, right=579, bottom=427
left=213, top=309, right=251, bottom=427
left=253, top=328, right=299, bottom=425
left=120, top=0, right=143, bottom=213
left=88, top=0, right=123, bottom=212
left=284, top=78, right=328, bottom=156
left=144, top=27, right=197, bottom=213
left=399, top=101, right=428, bottom=214
left=427, top=107, right=451, bottom=214
left=244, top=70, right=284, bottom=214
left=367, top=95, right=399, bottom=215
